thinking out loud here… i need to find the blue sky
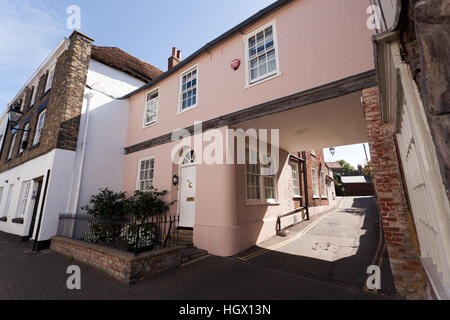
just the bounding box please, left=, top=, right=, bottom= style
left=0, top=0, right=276, bottom=112
left=0, top=0, right=370, bottom=167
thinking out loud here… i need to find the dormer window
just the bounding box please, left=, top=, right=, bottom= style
left=44, top=66, right=55, bottom=93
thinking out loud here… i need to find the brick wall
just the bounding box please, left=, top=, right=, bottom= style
left=0, top=31, right=93, bottom=173
left=363, top=86, right=429, bottom=299
left=51, top=236, right=183, bottom=284
left=302, top=150, right=329, bottom=208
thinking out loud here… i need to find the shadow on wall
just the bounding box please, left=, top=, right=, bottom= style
left=234, top=150, right=292, bottom=249
left=240, top=197, right=397, bottom=297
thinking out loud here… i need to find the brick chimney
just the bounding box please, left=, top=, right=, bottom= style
left=168, top=47, right=181, bottom=70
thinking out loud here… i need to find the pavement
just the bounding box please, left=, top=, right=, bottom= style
left=235, top=196, right=397, bottom=297
left=0, top=196, right=394, bottom=300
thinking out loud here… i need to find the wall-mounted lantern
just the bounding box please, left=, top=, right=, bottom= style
left=8, top=105, right=23, bottom=124
left=172, top=175, right=179, bottom=186
left=7, top=106, right=31, bottom=135
left=329, top=147, right=336, bottom=157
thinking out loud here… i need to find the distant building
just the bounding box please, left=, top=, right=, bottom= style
left=341, top=176, right=375, bottom=197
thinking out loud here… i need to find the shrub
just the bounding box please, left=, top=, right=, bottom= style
left=81, top=188, right=128, bottom=219
left=127, top=187, right=171, bottom=220
left=120, top=223, right=156, bottom=248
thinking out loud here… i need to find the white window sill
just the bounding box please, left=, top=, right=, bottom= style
left=246, top=200, right=280, bottom=206
left=143, top=122, right=157, bottom=129
left=177, top=104, right=199, bottom=116
left=313, top=196, right=321, bottom=199
left=293, top=196, right=302, bottom=200
left=245, top=72, right=282, bottom=90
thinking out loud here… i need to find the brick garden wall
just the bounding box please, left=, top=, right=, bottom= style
left=51, top=236, right=183, bottom=285
left=362, top=86, right=429, bottom=299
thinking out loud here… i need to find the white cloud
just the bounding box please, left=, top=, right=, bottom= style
left=0, top=0, right=66, bottom=112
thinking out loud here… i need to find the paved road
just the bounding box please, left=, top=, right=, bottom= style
left=0, top=230, right=388, bottom=299
left=236, top=197, right=397, bottom=297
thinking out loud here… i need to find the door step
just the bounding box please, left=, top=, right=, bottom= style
left=181, top=247, right=209, bottom=267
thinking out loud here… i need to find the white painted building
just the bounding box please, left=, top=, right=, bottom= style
left=0, top=31, right=162, bottom=249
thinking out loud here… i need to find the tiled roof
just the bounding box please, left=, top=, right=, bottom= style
left=325, top=162, right=343, bottom=169
left=90, top=46, right=163, bottom=83
left=341, top=176, right=371, bottom=184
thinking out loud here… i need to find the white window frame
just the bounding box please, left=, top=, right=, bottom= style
left=245, top=148, right=279, bottom=205
left=178, top=64, right=199, bottom=114
left=320, top=171, right=327, bottom=198
left=19, top=123, right=30, bottom=154
left=44, top=65, right=55, bottom=93
left=244, top=20, right=281, bottom=88
left=7, top=131, right=17, bottom=160
left=4, top=185, right=14, bottom=217
left=33, top=109, right=46, bottom=146
left=290, top=162, right=301, bottom=198
left=136, top=156, right=155, bottom=192
left=0, top=187, right=4, bottom=212
left=311, top=168, right=320, bottom=199
left=19, top=95, right=26, bottom=112
left=17, top=181, right=32, bottom=218
left=30, top=82, right=38, bottom=107
left=143, top=88, right=159, bottom=128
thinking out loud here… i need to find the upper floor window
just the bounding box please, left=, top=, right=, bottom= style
left=19, top=95, right=26, bottom=112
left=19, top=123, right=30, bottom=154
left=7, top=127, right=18, bottom=160
left=143, top=89, right=159, bottom=127
left=179, top=66, right=198, bottom=112
left=245, top=21, right=280, bottom=86
left=44, top=66, right=55, bottom=93
left=30, top=82, right=38, bottom=107
left=33, top=110, right=46, bottom=146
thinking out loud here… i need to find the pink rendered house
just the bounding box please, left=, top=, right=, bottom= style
left=122, top=0, right=375, bottom=256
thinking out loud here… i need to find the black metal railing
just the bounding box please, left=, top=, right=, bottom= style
left=56, top=214, right=180, bottom=256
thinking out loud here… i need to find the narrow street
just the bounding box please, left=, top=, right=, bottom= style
left=0, top=197, right=395, bottom=300
left=236, top=196, right=397, bottom=296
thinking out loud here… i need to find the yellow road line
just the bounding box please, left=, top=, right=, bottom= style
left=237, top=212, right=331, bottom=262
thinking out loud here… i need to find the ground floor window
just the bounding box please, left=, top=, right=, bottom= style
left=245, top=149, right=278, bottom=203
left=320, top=171, right=327, bottom=198
left=311, top=168, right=319, bottom=198
left=17, top=181, right=32, bottom=217
left=290, top=162, right=301, bottom=197
left=137, top=157, right=155, bottom=192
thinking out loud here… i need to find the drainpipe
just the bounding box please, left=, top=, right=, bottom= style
left=66, top=91, right=93, bottom=217
left=302, top=151, right=310, bottom=220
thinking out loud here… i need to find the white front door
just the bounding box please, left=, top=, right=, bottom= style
left=179, top=165, right=196, bottom=228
